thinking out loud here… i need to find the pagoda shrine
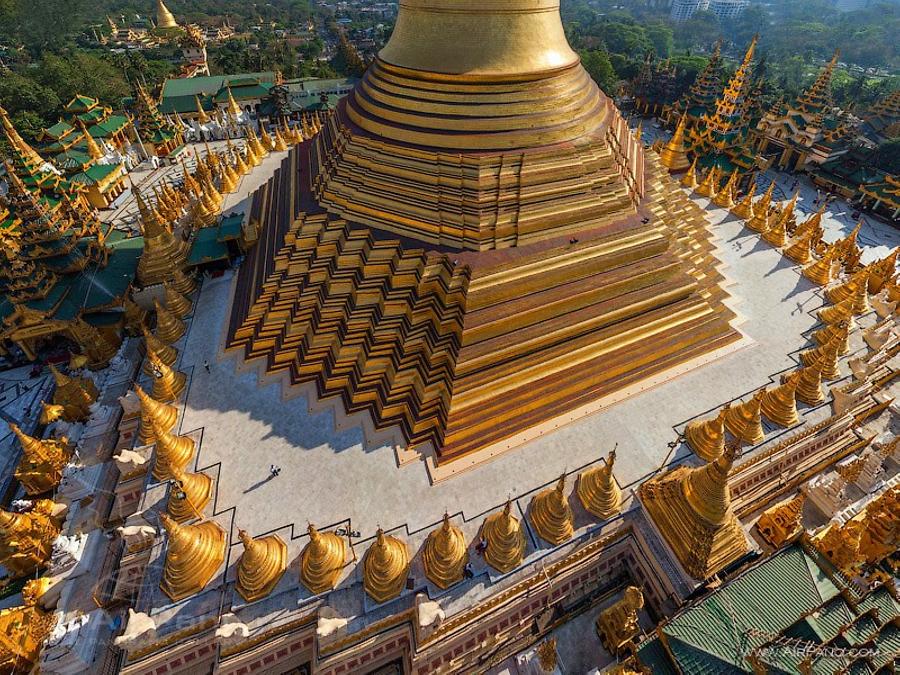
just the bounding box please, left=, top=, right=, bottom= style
left=228, top=0, right=740, bottom=469
left=664, top=40, right=724, bottom=126
left=631, top=53, right=679, bottom=117
left=132, top=83, right=184, bottom=158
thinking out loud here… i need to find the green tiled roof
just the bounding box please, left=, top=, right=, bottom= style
left=66, top=94, right=99, bottom=113
left=77, top=108, right=107, bottom=124
left=90, top=115, right=130, bottom=138
left=44, top=121, right=74, bottom=139
left=54, top=150, right=92, bottom=171
left=870, top=622, right=899, bottom=670
left=218, top=213, right=243, bottom=240
left=636, top=636, right=680, bottom=674
left=160, top=72, right=275, bottom=114
left=188, top=226, right=229, bottom=265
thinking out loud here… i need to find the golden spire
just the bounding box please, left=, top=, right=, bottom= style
left=761, top=208, right=787, bottom=247
left=0, top=104, right=47, bottom=169
left=167, top=465, right=213, bottom=522
left=180, top=158, right=202, bottom=197
left=153, top=298, right=186, bottom=345
left=147, top=347, right=187, bottom=402
left=135, top=384, right=177, bottom=446
left=260, top=123, right=275, bottom=152
left=156, top=0, right=179, bottom=29
left=151, top=418, right=195, bottom=481
left=800, top=325, right=844, bottom=380
left=163, top=282, right=193, bottom=319
left=712, top=169, right=738, bottom=209
left=577, top=448, right=622, bottom=519
left=793, top=355, right=826, bottom=406
left=232, top=144, right=250, bottom=175
left=134, top=184, right=190, bottom=288
left=680, top=157, right=698, bottom=189
left=235, top=529, right=288, bottom=603
left=422, top=513, right=469, bottom=589
left=272, top=125, right=288, bottom=152
left=243, top=138, right=261, bottom=168
left=802, top=244, right=839, bottom=286
left=362, top=529, right=410, bottom=604
left=812, top=318, right=851, bottom=356
left=0, top=579, right=56, bottom=672
left=300, top=524, right=347, bottom=594
left=817, top=296, right=856, bottom=327
left=219, top=155, right=239, bottom=193
left=529, top=473, right=574, bottom=545
left=78, top=119, right=104, bottom=161
left=39, top=402, right=65, bottom=425
left=142, top=327, right=178, bottom=376
left=723, top=389, right=766, bottom=445
left=0, top=502, right=60, bottom=578
left=746, top=182, right=775, bottom=233
left=159, top=513, right=226, bottom=602
left=684, top=405, right=728, bottom=462
left=245, top=125, right=268, bottom=159
left=756, top=492, right=806, bottom=548
left=195, top=95, right=210, bottom=124
left=225, top=87, right=242, bottom=117
left=11, top=424, right=71, bottom=495
left=695, top=166, right=718, bottom=198
left=825, top=268, right=870, bottom=314
left=49, top=364, right=97, bottom=422
left=658, top=114, right=690, bottom=172
left=730, top=178, right=756, bottom=220
left=684, top=441, right=738, bottom=525
left=868, top=247, right=898, bottom=294
left=783, top=229, right=814, bottom=265
left=759, top=371, right=800, bottom=428
left=481, top=499, right=526, bottom=574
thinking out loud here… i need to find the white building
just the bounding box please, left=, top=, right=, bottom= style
left=671, top=0, right=749, bottom=21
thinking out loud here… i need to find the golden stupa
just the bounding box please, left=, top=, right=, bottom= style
left=228, top=0, right=739, bottom=467
left=759, top=371, right=800, bottom=428
left=731, top=178, right=756, bottom=220
left=800, top=328, right=843, bottom=380
left=142, top=328, right=178, bottom=376
left=577, top=449, right=622, bottom=519
left=793, top=356, right=826, bottom=406
left=817, top=297, right=856, bottom=327
left=39, top=402, right=65, bottom=425
left=362, top=529, right=410, bottom=604
left=680, top=158, right=698, bottom=189
left=156, top=0, right=179, bottom=29
left=167, top=465, right=213, bottom=522
left=163, top=282, right=193, bottom=319
left=640, top=442, right=748, bottom=579
left=159, top=513, right=226, bottom=602
left=684, top=405, right=728, bottom=462
left=0, top=579, right=57, bottom=672
left=151, top=418, right=195, bottom=481
left=135, top=384, right=178, bottom=445
left=300, top=524, right=347, bottom=595
left=235, top=529, right=288, bottom=603
left=826, top=268, right=871, bottom=313
left=49, top=364, right=98, bottom=422
left=147, top=349, right=187, bottom=402
left=784, top=230, right=814, bottom=265
left=529, top=474, right=575, bottom=546
left=0, top=501, right=60, bottom=578
left=658, top=114, right=690, bottom=172
left=802, top=245, right=839, bottom=286
left=11, top=424, right=71, bottom=495
left=480, top=500, right=526, bottom=575
left=723, top=389, right=766, bottom=445
left=422, top=513, right=469, bottom=589
left=153, top=298, right=186, bottom=345
left=712, top=170, right=738, bottom=209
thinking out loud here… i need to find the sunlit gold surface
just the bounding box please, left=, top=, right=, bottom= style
left=49, top=365, right=98, bottom=422
left=300, top=524, right=347, bottom=595
left=792, top=357, right=825, bottom=406
left=577, top=450, right=622, bottom=519
left=800, top=328, right=844, bottom=380
left=136, top=384, right=178, bottom=445
left=0, top=579, right=56, bottom=672
left=684, top=406, right=727, bottom=462
left=723, top=389, right=765, bottom=445
left=159, top=513, right=226, bottom=602
left=163, top=282, right=193, bottom=319
left=147, top=349, right=186, bottom=402
left=235, top=530, right=288, bottom=603
left=362, top=529, right=410, bottom=604
left=151, top=421, right=195, bottom=481
left=0, top=501, right=60, bottom=578
left=529, top=474, right=574, bottom=546
left=422, top=514, right=469, bottom=589
left=153, top=298, right=186, bottom=345
left=596, top=586, right=644, bottom=656
left=11, top=424, right=71, bottom=495
left=142, top=329, right=177, bottom=377
left=759, top=371, right=800, bottom=428
left=167, top=466, right=213, bottom=523
left=756, top=492, right=805, bottom=548
left=480, top=500, right=526, bottom=574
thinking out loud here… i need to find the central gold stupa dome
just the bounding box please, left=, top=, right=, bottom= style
left=232, top=0, right=739, bottom=472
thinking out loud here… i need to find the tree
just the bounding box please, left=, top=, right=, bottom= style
left=32, top=53, right=130, bottom=109
left=581, top=49, right=618, bottom=95
left=645, top=22, right=674, bottom=59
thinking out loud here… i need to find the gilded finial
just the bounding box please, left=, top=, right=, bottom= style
left=300, top=523, right=347, bottom=594
left=235, top=528, right=288, bottom=603
left=684, top=406, right=728, bottom=461
left=150, top=417, right=195, bottom=481
left=577, top=448, right=622, bottom=519
left=529, top=473, right=574, bottom=546
left=159, top=513, right=226, bottom=602
left=422, top=513, right=469, bottom=589
left=142, top=327, right=178, bottom=377
left=759, top=371, right=800, bottom=428
left=362, top=529, right=409, bottom=603
left=481, top=499, right=526, bottom=574
left=135, top=384, right=178, bottom=445
left=723, top=389, right=766, bottom=445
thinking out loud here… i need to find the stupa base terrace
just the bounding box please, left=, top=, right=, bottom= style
left=225, top=136, right=741, bottom=475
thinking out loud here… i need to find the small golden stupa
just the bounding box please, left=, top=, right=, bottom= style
left=723, top=389, right=766, bottom=445
left=480, top=500, right=526, bottom=575
left=800, top=328, right=843, bottom=380
left=783, top=230, right=814, bottom=265
left=10, top=424, right=71, bottom=495
left=235, top=529, right=288, bottom=603
left=135, top=384, right=178, bottom=445
left=142, top=328, right=178, bottom=377
left=300, top=524, right=347, bottom=594
left=802, top=245, right=839, bottom=286
left=123, top=295, right=148, bottom=335
left=639, top=441, right=748, bottom=579
left=49, top=364, right=98, bottom=422
left=817, top=296, right=856, bottom=326
left=147, top=349, right=187, bottom=402
left=658, top=114, right=690, bottom=172
left=695, top=166, right=719, bottom=198
left=812, top=320, right=851, bottom=355
left=731, top=178, right=756, bottom=219
left=151, top=419, right=195, bottom=481
left=153, top=298, right=186, bottom=345
left=712, top=170, right=738, bottom=209
left=684, top=406, right=728, bottom=461
left=759, top=372, right=800, bottom=428
left=761, top=209, right=788, bottom=247
left=163, top=282, right=193, bottom=319
left=362, top=529, right=409, bottom=604
left=272, top=126, right=288, bottom=152
left=159, top=513, right=227, bottom=602
left=422, top=513, right=469, bottom=589
left=680, top=158, right=698, bottom=189
left=167, top=466, right=213, bottom=522
left=868, top=248, right=898, bottom=294
left=577, top=449, right=622, bottom=519
left=529, top=474, right=575, bottom=546
left=793, top=356, right=826, bottom=406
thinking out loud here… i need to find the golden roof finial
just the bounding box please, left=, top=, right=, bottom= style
left=759, top=371, right=800, bottom=428
left=422, top=513, right=468, bottom=589
left=78, top=119, right=104, bottom=161
left=142, top=327, right=178, bottom=376
left=300, top=523, right=347, bottom=594
left=135, top=384, right=178, bottom=445
left=147, top=347, right=187, bottom=402
left=362, top=528, right=409, bottom=603
left=724, top=389, right=766, bottom=445
left=235, top=529, right=288, bottom=603
left=159, top=513, right=226, bottom=602
left=195, top=95, right=210, bottom=124
left=680, top=157, right=698, bottom=189
left=152, top=298, right=186, bottom=345
left=163, top=282, right=192, bottom=319
left=481, top=499, right=526, bottom=574
left=529, top=473, right=574, bottom=545
left=577, top=447, right=622, bottom=519
left=685, top=405, right=728, bottom=461
left=167, top=465, right=213, bottom=522
left=731, top=177, right=757, bottom=220
left=150, top=416, right=195, bottom=481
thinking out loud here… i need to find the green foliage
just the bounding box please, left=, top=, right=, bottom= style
left=32, top=52, right=131, bottom=109
left=581, top=50, right=618, bottom=95
left=874, top=138, right=900, bottom=173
